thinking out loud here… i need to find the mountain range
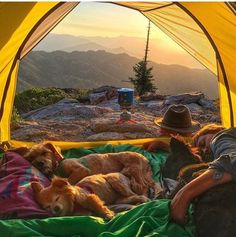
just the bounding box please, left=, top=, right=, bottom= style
left=34, top=33, right=204, bottom=69
left=18, top=50, right=218, bottom=99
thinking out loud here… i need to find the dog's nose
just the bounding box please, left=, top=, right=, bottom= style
left=37, top=161, right=44, bottom=168
left=53, top=205, right=62, bottom=215
left=47, top=171, right=53, bottom=178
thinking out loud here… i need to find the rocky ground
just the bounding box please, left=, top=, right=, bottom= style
left=11, top=88, right=221, bottom=142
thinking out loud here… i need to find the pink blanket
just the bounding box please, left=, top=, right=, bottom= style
left=0, top=152, right=52, bottom=219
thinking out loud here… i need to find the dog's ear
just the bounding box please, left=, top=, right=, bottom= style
left=170, top=135, right=190, bottom=156
left=43, top=143, right=64, bottom=161
left=52, top=177, right=69, bottom=189
left=31, top=182, right=43, bottom=194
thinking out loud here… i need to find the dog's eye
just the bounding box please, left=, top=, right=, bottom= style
left=44, top=205, right=51, bottom=210
left=44, top=151, right=52, bottom=155
left=36, top=161, right=44, bottom=168
left=55, top=196, right=60, bottom=202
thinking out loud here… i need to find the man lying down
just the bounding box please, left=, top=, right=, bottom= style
left=143, top=105, right=236, bottom=236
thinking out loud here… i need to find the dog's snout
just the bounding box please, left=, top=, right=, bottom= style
left=53, top=205, right=62, bottom=215
left=47, top=171, right=54, bottom=178
left=37, top=161, right=44, bottom=168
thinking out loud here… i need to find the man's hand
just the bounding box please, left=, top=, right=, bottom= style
left=170, top=188, right=190, bottom=225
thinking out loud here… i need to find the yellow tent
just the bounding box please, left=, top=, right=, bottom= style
left=0, top=2, right=235, bottom=147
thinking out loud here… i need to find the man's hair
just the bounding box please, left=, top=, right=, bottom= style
left=192, top=123, right=225, bottom=146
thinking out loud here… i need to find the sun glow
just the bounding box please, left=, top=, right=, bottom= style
left=50, top=2, right=203, bottom=68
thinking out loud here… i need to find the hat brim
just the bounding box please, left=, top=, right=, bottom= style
left=154, top=117, right=201, bottom=134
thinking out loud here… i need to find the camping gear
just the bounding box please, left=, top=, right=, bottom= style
left=117, top=88, right=134, bottom=110
left=116, top=88, right=136, bottom=124
left=154, top=104, right=200, bottom=134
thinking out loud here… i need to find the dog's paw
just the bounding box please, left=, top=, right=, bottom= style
left=104, top=210, right=115, bottom=220
left=135, top=195, right=150, bottom=204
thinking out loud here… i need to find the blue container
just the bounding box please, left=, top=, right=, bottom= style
left=117, top=88, right=134, bottom=108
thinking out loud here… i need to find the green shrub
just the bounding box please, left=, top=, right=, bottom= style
left=14, top=87, right=90, bottom=114
left=14, top=88, right=67, bottom=114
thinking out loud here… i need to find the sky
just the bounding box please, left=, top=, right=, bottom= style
left=51, top=2, right=184, bottom=52
left=49, top=2, right=205, bottom=69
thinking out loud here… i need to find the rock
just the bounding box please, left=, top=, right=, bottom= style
left=91, top=86, right=118, bottom=99
left=140, top=92, right=165, bottom=101
left=89, top=86, right=119, bottom=104
left=209, top=115, right=221, bottom=123
left=146, top=101, right=164, bottom=111
left=91, top=122, right=156, bottom=135
left=87, top=132, right=156, bottom=141
left=198, top=98, right=217, bottom=111
left=164, top=92, right=204, bottom=106
left=11, top=90, right=221, bottom=142
left=89, top=91, right=107, bottom=104
left=187, top=103, right=204, bottom=113
left=98, top=98, right=120, bottom=111
left=22, top=99, right=113, bottom=120
left=11, top=120, right=88, bottom=142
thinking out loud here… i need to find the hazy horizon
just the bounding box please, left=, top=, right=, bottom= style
left=41, top=2, right=205, bottom=69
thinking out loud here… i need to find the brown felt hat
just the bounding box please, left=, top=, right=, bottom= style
left=154, top=104, right=200, bottom=134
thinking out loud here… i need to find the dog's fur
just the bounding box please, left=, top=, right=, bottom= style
left=60, top=151, right=157, bottom=196
left=163, top=135, right=236, bottom=237
left=12, top=143, right=158, bottom=197
left=31, top=175, right=149, bottom=219
left=162, top=135, right=206, bottom=181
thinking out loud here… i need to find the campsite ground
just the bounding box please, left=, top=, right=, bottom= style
left=11, top=89, right=221, bottom=142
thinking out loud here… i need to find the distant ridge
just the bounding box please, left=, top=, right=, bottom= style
left=34, top=33, right=205, bottom=69
left=18, top=50, right=218, bottom=99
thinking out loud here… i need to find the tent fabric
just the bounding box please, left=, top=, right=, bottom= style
left=0, top=2, right=78, bottom=142
left=0, top=200, right=196, bottom=237
left=20, top=2, right=78, bottom=59
left=0, top=2, right=236, bottom=143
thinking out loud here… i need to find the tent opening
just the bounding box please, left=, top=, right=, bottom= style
left=9, top=2, right=220, bottom=144
left=0, top=2, right=235, bottom=145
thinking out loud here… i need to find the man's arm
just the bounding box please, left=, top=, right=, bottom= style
left=170, top=169, right=232, bottom=225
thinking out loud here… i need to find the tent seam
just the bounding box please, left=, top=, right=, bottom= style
left=225, top=2, right=236, bottom=15
left=142, top=3, right=175, bottom=12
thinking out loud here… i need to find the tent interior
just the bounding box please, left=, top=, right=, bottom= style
left=0, top=2, right=235, bottom=237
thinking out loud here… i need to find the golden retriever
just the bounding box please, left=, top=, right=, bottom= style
left=12, top=143, right=158, bottom=197
left=31, top=175, right=150, bottom=219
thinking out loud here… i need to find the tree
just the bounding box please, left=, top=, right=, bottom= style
left=129, top=20, right=157, bottom=96
left=129, top=60, right=156, bottom=96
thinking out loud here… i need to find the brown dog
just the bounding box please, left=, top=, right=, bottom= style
left=31, top=175, right=149, bottom=219
left=8, top=143, right=63, bottom=179
left=12, top=143, right=158, bottom=197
